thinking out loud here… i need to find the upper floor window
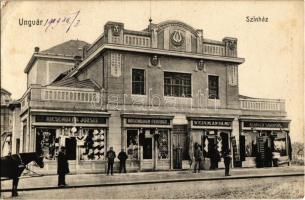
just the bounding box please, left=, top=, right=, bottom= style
left=164, top=72, right=191, bottom=97
left=208, top=75, right=219, bottom=99
left=132, top=69, right=145, bottom=95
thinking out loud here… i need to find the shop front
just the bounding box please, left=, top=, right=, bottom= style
left=239, top=119, right=291, bottom=168
left=121, top=114, right=173, bottom=171
left=30, top=112, right=109, bottom=174
left=187, top=117, right=235, bottom=170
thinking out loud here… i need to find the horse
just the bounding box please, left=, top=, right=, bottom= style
left=0, top=152, right=44, bottom=196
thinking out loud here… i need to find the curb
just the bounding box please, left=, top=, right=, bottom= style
left=1, top=173, right=304, bottom=193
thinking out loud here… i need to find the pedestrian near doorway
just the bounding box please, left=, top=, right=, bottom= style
left=57, top=146, right=69, bottom=187
left=118, top=148, right=128, bottom=173
left=223, top=149, right=232, bottom=176
left=106, top=147, right=116, bottom=175
left=193, top=143, right=203, bottom=173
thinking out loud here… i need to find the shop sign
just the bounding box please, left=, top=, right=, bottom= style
left=36, top=115, right=73, bottom=123
left=127, top=118, right=170, bottom=125
left=193, top=120, right=232, bottom=127
left=244, top=121, right=289, bottom=129
left=36, top=115, right=106, bottom=124
left=76, top=117, right=106, bottom=124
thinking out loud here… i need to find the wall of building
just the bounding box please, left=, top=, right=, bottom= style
left=77, top=57, right=104, bottom=88
left=27, top=59, right=75, bottom=87
left=101, top=50, right=240, bottom=113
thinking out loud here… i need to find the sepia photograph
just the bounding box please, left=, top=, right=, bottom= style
left=0, top=0, right=304, bottom=199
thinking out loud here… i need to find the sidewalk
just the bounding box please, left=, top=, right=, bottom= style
left=1, top=166, right=304, bottom=192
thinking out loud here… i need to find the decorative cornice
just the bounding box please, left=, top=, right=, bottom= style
left=69, top=43, right=245, bottom=77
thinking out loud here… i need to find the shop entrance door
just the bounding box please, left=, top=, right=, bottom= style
left=143, top=138, right=153, bottom=159
left=172, top=125, right=187, bottom=169
left=66, top=137, right=76, bottom=160
left=256, top=136, right=272, bottom=168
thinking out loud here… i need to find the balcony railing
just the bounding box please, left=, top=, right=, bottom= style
left=203, top=43, right=225, bottom=56
left=42, top=88, right=100, bottom=103
left=240, top=98, right=285, bottom=111
left=124, top=34, right=151, bottom=48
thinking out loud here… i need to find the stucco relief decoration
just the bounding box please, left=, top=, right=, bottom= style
left=228, top=40, right=237, bottom=51
left=171, top=30, right=184, bottom=46
left=148, top=54, right=161, bottom=68
left=196, top=59, right=206, bottom=72
left=110, top=53, right=122, bottom=77
left=111, top=25, right=121, bottom=36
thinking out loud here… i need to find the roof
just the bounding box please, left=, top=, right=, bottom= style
left=24, top=40, right=90, bottom=73
left=49, top=77, right=101, bottom=90
left=39, top=40, right=89, bottom=57
left=1, top=88, right=11, bottom=96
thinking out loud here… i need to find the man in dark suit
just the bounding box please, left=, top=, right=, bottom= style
left=223, top=149, right=232, bottom=176
left=106, top=147, right=116, bottom=175
left=57, top=146, right=69, bottom=187
left=118, top=148, right=128, bottom=173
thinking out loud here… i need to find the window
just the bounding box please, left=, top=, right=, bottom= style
left=127, top=130, right=139, bottom=159
left=132, top=69, right=145, bottom=95
left=158, top=129, right=169, bottom=159
left=208, top=75, right=219, bottom=99
left=164, top=72, right=191, bottom=97
left=79, top=128, right=106, bottom=160
left=36, top=128, right=57, bottom=160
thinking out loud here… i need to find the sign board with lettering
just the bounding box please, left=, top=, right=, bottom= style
left=35, top=115, right=107, bottom=124
left=76, top=117, right=106, bottom=124
left=36, top=115, right=74, bottom=123
left=126, top=118, right=170, bottom=125
left=243, top=121, right=289, bottom=129
left=193, top=119, right=232, bottom=127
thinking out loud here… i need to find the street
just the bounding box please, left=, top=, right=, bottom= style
left=1, top=176, right=303, bottom=199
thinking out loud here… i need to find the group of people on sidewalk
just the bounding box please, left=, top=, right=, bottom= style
left=193, top=143, right=232, bottom=176
left=57, top=146, right=128, bottom=187
left=57, top=144, right=232, bottom=187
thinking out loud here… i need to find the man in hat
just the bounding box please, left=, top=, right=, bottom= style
left=118, top=148, right=128, bottom=173
left=57, top=146, right=69, bottom=187
left=106, top=147, right=116, bottom=175
left=223, top=149, right=232, bottom=176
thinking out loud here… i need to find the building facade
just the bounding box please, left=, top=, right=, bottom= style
left=18, top=20, right=291, bottom=174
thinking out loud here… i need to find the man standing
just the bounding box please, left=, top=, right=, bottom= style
left=193, top=143, right=203, bottom=173
left=118, top=148, right=128, bottom=173
left=106, top=147, right=116, bottom=175
left=57, top=146, right=69, bottom=187
left=223, top=149, right=232, bottom=176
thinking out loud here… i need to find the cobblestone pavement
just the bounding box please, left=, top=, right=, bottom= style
left=1, top=166, right=303, bottom=191
left=1, top=176, right=304, bottom=199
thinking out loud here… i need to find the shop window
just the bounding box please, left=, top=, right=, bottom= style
left=164, top=72, right=191, bottom=97
left=208, top=75, right=219, bottom=99
left=158, top=129, right=169, bottom=159
left=244, top=132, right=257, bottom=157
left=132, top=69, right=145, bottom=95
left=127, top=130, right=139, bottom=159
left=274, top=135, right=287, bottom=156
left=36, top=128, right=57, bottom=160
left=78, top=128, right=105, bottom=160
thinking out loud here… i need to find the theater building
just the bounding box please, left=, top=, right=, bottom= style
left=19, top=20, right=291, bottom=174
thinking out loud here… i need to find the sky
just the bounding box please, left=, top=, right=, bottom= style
left=1, top=1, right=304, bottom=142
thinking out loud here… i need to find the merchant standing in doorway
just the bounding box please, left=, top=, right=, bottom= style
left=118, top=148, right=128, bottom=173
left=193, top=143, right=203, bottom=173
left=106, top=147, right=116, bottom=175
left=57, top=146, right=70, bottom=187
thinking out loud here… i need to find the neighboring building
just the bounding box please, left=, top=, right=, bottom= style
left=1, top=88, right=12, bottom=156
left=1, top=88, right=22, bottom=157
left=19, top=20, right=291, bottom=174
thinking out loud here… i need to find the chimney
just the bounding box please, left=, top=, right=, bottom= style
left=74, top=55, right=82, bottom=67
left=34, top=47, right=40, bottom=53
